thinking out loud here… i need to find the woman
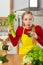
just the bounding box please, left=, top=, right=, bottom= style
left=8, top=11, right=43, bottom=54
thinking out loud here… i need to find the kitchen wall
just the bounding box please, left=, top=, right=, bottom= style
left=14, top=0, right=29, bottom=11
left=40, top=0, right=43, bottom=9
left=0, top=0, right=10, bottom=17
left=14, top=0, right=43, bottom=11
left=34, top=16, right=43, bottom=27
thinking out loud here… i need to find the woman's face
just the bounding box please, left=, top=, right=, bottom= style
left=22, top=14, right=34, bottom=29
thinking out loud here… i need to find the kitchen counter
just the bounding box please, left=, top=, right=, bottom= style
left=0, top=54, right=23, bottom=65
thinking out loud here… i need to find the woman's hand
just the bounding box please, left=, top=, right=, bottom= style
left=7, top=26, right=12, bottom=34
left=30, top=31, right=38, bottom=39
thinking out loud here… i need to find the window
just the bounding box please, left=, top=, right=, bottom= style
left=29, top=0, right=39, bottom=10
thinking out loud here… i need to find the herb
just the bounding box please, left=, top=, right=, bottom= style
left=2, top=44, right=8, bottom=50
left=28, top=32, right=31, bottom=37
left=8, top=14, right=16, bottom=37
left=22, top=44, right=43, bottom=65
left=8, top=14, right=16, bottom=27
left=0, top=56, right=8, bottom=63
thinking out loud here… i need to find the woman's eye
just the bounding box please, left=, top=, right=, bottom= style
left=24, top=18, right=32, bottom=21
left=29, top=18, right=32, bottom=20
left=25, top=18, right=27, bottom=21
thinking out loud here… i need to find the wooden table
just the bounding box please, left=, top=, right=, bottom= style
left=0, top=54, right=23, bottom=65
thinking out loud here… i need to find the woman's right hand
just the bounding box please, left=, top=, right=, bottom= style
left=7, top=26, right=12, bottom=34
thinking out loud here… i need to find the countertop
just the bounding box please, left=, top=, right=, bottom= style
left=0, top=54, right=23, bottom=65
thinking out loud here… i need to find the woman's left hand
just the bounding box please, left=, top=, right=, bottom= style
left=30, top=31, right=38, bottom=39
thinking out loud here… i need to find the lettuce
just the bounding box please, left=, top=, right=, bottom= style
left=0, top=56, right=8, bottom=63
left=8, top=14, right=16, bottom=37
left=22, top=44, right=43, bottom=65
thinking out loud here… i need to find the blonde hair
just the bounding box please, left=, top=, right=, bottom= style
left=22, top=11, right=33, bottom=20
